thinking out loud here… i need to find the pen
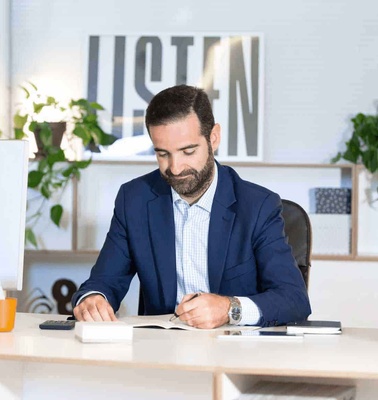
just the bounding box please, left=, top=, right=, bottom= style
left=169, top=292, right=201, bottom=322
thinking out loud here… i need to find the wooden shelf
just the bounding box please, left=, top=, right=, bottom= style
left=24, top=250, right=378, bottom=262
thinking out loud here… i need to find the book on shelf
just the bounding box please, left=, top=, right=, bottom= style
left=239, top=381, right=355, bottom=399
left=286, top=320, right=342, bottom=334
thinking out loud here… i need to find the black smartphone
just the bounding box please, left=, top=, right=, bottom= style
left=39, top=320, right=76, bottom=330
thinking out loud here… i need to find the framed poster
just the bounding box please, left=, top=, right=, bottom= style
left=85, top=33, right=264, bottom=161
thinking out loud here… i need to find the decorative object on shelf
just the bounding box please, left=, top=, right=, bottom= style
left=52, top=279, right=77, bottom=315
left=243, top=381, right=355, bottom=399
left=310, top=214, right=351, bottom=255
left=310, top=187, right=352, bottom=255
left=12, top=82, right=118, bottom=247
left=32, top=122, right=67, bottom=158
left=314, top=187, right=352, bottom=214
left=20, top=287, right=54, bottom=313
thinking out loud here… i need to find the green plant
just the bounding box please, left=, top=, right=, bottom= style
left=332, top=112, right=378, bottom=173
left=13, top=82, right=118, bottom=247
left=14, top=82, right=117, bottom=150
left=26, top=144, right=92, bottom=247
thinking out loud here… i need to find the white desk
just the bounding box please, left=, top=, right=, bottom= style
left=1, top=313, right=378, bottom=399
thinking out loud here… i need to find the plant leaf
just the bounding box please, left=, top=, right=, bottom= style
left=72, top=98, right=89, bottom=109
left=50, top=204, right=63, bottom=227
left=28, top=170, right=44, bottom=188
left=46, top=149, right=66, bottom=166
left=46, top=96, right=57, bottom=105
left=20, top=86, right=31, bottom=99
left=85, top=114, right=97, bottom=123
left=41, top=183, right=51, bottom=199
left=75, top=159, right=92, bottom=169
left=92, top=128, right=103, bottom=145
left=25, top=227, right=38, bottom=248
left=33, top=102, right=46, bottom=114
left=73, top=125, right=91, bottom=145
left=330, top=153, right=341, bottom=164
left=14, top=128, right=26, bottom=140
left=29, top=121, right=38, bottom=132
left=37, top=158, right=48, bottom=172
left=101, top=132, right=118, bottom=146
left=38, top=123, right=53, bottom=147
left=27, top=81, right=38, bottom=91
left=62, top=166, right=74, bottom=178
left=89, top=101, right=104, bottom=110
left=13, top=114, right=28, bottom=129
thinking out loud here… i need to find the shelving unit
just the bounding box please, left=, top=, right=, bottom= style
left=25, top=160, right=378, bottom=261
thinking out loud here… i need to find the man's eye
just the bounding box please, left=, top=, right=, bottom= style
left=183, top=150, right=195, bottom=156
left=157, top=152, right=168, bottom=158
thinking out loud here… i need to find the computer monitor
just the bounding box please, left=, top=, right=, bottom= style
left=0, top=140, right=28, bottom=296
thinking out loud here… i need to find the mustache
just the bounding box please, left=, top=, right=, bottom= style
left=164, top=169, right=197, bottom=178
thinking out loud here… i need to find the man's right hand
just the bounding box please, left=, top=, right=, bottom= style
left=73, top=294, right=118, bottom=322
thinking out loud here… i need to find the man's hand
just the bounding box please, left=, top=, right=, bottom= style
left=175, top=293, right=230, bottom=329
left=73, top=294, right=118, bottom=322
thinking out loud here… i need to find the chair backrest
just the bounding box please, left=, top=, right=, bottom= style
left=281, top=199, right=312, bottom=288
left=138, top=198, right=312, bottom=315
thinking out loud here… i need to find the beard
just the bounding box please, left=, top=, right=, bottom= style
left=162, top=143, right=215, bottom=199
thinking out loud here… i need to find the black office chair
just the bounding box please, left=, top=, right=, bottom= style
left=138, top=198, right=312, bottom=314
left=281, top=199, right=312, bottom=288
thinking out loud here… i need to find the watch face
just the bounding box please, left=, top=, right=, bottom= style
left=228, top=297, right=242, bottom=324
left=232, top=311, right=241, bottom=320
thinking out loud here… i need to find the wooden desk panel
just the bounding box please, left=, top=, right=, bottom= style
left=1, top=313, right=378, bottom=399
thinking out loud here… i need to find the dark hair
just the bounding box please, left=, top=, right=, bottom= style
left=145, top=85, right=215, bottom=140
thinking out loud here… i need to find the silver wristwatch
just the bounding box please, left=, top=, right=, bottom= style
left=227, top=296, right=242, bottom=325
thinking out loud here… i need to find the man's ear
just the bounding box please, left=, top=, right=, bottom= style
left=210, top=123, right=221, bottom=152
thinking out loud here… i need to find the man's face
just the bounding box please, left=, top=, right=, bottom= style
left=149, top=113, right=220, bottom=201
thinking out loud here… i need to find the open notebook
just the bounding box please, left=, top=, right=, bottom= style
left=119, top=314, right=259, bottom=332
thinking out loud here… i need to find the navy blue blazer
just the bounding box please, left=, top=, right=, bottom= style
left=72, top=163, right=311, bottom=326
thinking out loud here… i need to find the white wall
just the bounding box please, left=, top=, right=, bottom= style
left=309, top=260, right=378, bottom=328
left=10, top=0, right=378, bottom=163
left=8, top=0, right=378, bottom=327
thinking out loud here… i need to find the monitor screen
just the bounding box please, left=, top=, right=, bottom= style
left=0, top=140, right=28, bottom=291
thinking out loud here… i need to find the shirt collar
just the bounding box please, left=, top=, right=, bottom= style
left=171, top=162, right=218, bottom=212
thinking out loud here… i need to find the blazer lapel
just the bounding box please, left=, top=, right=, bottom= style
left=148, top=178, right=177, bottom=310
left=208, top=164, right=236, bottom=293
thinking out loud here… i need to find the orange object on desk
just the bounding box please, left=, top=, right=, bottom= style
left=0, top=298, right=17, bottom=332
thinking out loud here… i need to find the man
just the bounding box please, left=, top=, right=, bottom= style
left=72, top=85, right=311, bottom=328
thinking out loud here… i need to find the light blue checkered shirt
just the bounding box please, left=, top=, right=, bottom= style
left=172, top=163, right=261, bottom=326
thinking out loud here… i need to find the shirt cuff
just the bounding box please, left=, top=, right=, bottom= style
left=236, top=296, right=261, bottom=326
left=76, top=291, right=107, bottom=306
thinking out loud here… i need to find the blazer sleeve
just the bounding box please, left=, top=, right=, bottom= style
left=71, top=186, right=136, bottom=312
left=249, top=193, right=311, bottom=326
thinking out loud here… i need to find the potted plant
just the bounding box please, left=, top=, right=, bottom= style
left=332, top=112, right=378, bottom=174
left=332, top=110, right=378, bottom=202
left=13, top=82, right=118, bottom=247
